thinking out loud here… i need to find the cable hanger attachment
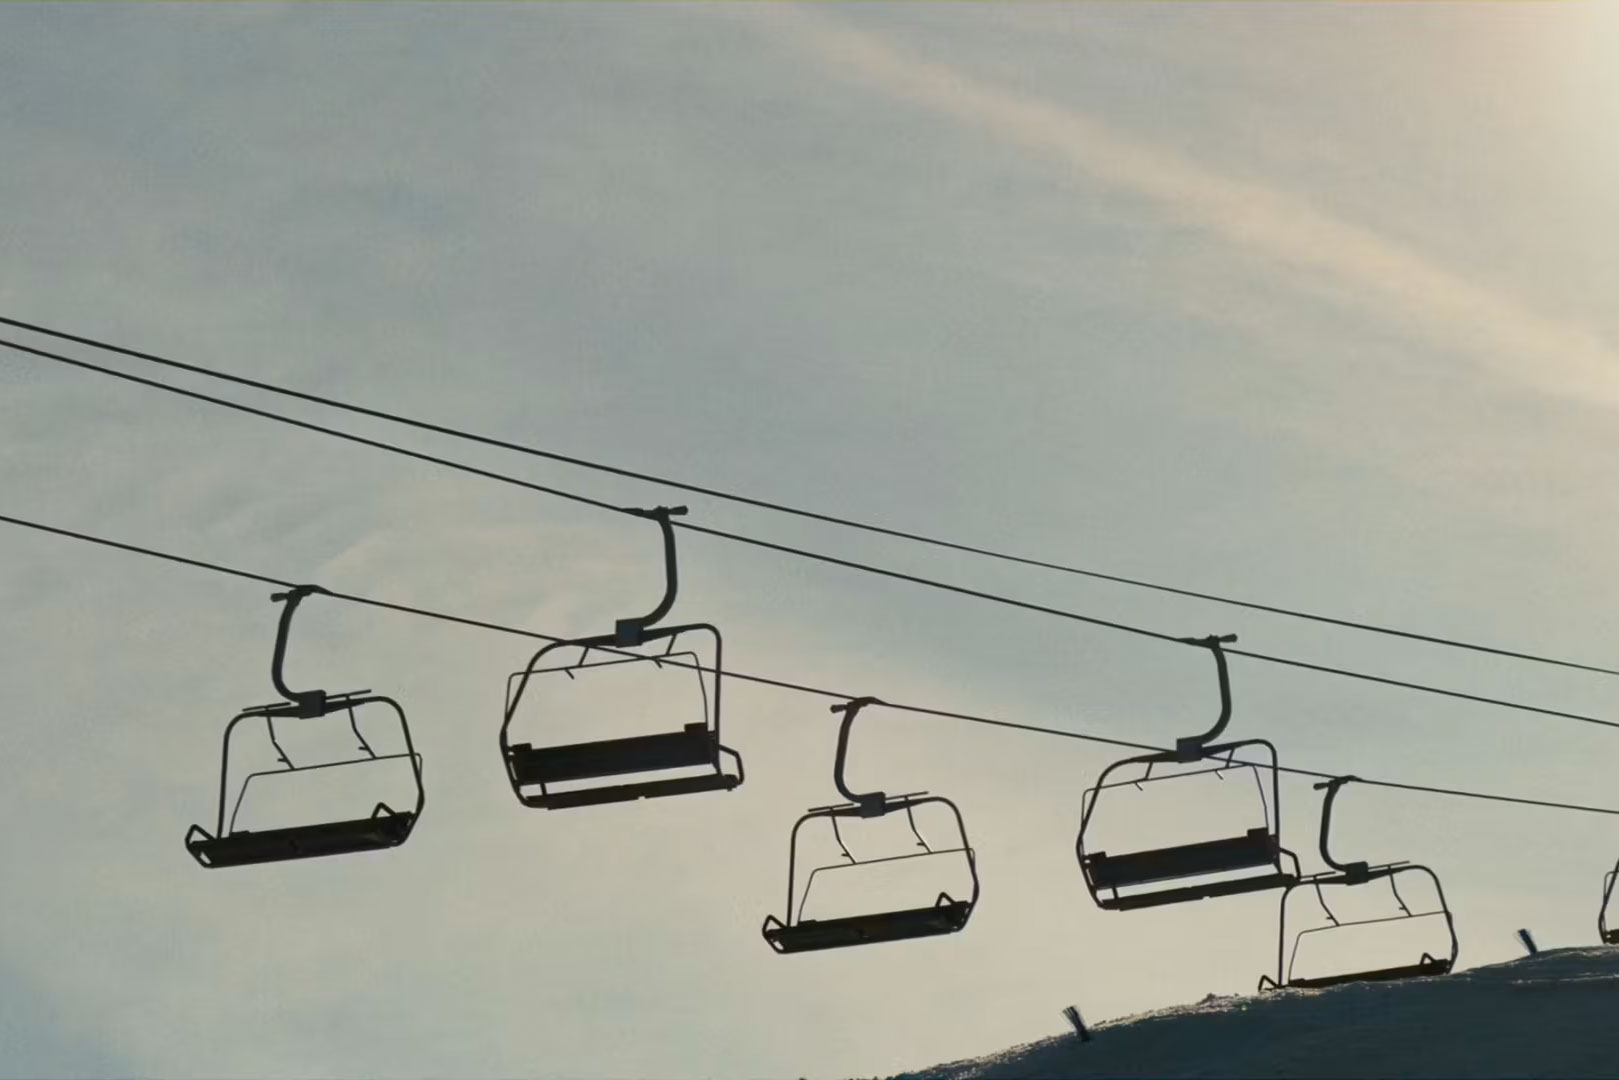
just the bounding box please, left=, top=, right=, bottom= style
left=615, top=506, right=687, bottom=647
left=269, top=584, right=331, bottom=717
left=1173, top=633, right=1238, bottom=761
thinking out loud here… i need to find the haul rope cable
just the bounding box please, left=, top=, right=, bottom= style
left=3, top=508, right=1616, bottom=820
left=5, top=335, right=1618, bottom=736
left=2, top=313, right=1616, bottom=680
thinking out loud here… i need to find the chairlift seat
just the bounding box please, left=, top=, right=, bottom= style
left=508, top=723, right=720, bottom=785
left=1087, top=827, right=1279, bottom=890
left=1287, top=956, right=1451, bottom=990
left=763, top=898, right=973, bottom=954
left=186, top=810, right=416, bottom=868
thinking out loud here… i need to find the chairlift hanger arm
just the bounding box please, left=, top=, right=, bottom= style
left=1173, top=634, right=1238, bottom=760
left=1315, top=775, right=1371, bottom=882
left=831, top=697, right=888, bottom=816
left=269, top=584, right=331, bottom=716
left=615, top=506, right=687, bottom=647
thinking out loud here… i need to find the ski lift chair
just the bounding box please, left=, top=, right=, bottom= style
left=185, top=586, right=425, bottom=868
left=1601, top=859, right=1619, bottom=944
left=500, top=507, right=742, bottom=810
left=1076, top=635, right=1299, bottom=911
left=761, top=698, right=980, bottom=954
left=1257, top=776, right=1457, bottom=991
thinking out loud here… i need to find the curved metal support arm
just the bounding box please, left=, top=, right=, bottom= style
left=269, top=585, right=330, bottom=716
left=1600, top=859, right=1619, bottom=941
left=1173, top=634, right=1238, bottom=760
left=1314, top=775, right=1370, bottom=881
left=831, top=697, right=887, bottom=817
left=615, top=506, right=687, bottom=646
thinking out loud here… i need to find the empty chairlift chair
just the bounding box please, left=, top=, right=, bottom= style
left=1076, top=634, right=1299, bottom=911
left=1601, top=859, right=1619, bottom=944
left=499, top=506, right=742, bottom=810
left=185, top=585, right=425, bottom=868
left=1258, top=776, right=1458, bottom=991
left=761, top=697, right=980, bottom=953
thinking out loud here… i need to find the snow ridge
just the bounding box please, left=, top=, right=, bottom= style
left=894, top=948, right=1619, bottom=1079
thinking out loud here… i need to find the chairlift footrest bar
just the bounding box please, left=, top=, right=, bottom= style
left=186, top=812, right=416, bottom=868
left=763, top=900, right=974, bottom=954
left=523, top=771, right=740, bottom=810
left=1286, top=958, right=1452, bottom=989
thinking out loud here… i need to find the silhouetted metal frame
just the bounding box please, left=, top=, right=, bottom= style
left=497, top=507, right=743, bottom=809
left=761, top=698, right=980, bottom=953
left=1075, top=635, right=1299, bottom=910
left=1257, top=776, right=1458, bottom=991
left=500, top=626, right=741, bottom=807
left=185, top=586, right=425, bottom=867
left=1599, top=860, right=1619, bottom=944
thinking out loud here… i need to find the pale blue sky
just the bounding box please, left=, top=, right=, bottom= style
left=2, top=3, right=1618, bottom=1077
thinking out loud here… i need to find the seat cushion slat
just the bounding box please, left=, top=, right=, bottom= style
left=509, top=727, right=717, bottom=784
left=1087, top=828, right=1277, bottom=889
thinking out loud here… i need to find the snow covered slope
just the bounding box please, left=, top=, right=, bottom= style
left=894, top=947, right=1619, bottom=1079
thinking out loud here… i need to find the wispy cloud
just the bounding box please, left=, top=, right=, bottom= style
left=761, top=6, right=1619, bottom=406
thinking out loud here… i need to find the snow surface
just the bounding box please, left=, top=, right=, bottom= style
left=893, top=947, right=1619, bottom=1079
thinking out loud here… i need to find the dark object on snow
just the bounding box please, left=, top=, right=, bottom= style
left=1257, top=776, right=1458, bottom=991
left=499, top=506, right=742, bottom=810
left=185, top=585, right=425, bottom=868
left=1063, top=1005, right=1091, bottom=1042
left=1518, top=928, right=1540, bottom=956
left=1076, top=635, right=1301, bottom=911
left=761, top=697, right=979, bottom=953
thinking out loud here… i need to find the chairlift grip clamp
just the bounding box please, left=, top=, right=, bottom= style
left=1176, top=633, right=1238, bottom=648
